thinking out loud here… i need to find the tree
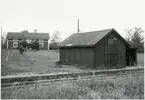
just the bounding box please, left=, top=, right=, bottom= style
left=21, top=40, right=28, bottom=50
left=50, top=31, right=61, bottom=44
left=125, top=27, right=144, bottom=52
left=50, top=31, right=61, bottom=50
left=19, top=45, right=25, bottom=54
left=31, top=40, right=39, bottom=51
left=18, top=40, right=27, bottom=54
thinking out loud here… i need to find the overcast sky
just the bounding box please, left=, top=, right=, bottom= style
left=0, top=0, right=144, bottom=40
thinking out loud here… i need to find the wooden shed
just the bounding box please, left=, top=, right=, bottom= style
left=58, top=28, right=136, bottom=69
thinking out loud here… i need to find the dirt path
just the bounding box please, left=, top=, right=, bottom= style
left=1, top=49, right=9, bottom=62
left=1, top=50, right=28, bottom=76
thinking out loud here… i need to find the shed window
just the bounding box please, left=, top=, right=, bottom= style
left=108, top=39, right=114, bottom=44
left=13, top=42, right=18, bottom=48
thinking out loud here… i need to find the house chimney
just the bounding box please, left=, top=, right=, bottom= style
left=34, top=29, right=37, bottom=33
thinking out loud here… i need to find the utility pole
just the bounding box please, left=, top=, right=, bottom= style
left=1, top=26, right=3, bottom=48
left=77, top=19, right=80, bottom=33
left=1, top=26, right=2, bottom=36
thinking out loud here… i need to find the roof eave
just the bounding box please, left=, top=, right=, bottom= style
left=59, top=45, right=95, bottom=48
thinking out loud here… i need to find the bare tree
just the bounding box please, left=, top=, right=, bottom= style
left=50, top=31, right=61, bottom=44
left=125, top=27, right=144, bottom=52
left=50, top=31, right=61, bottom=50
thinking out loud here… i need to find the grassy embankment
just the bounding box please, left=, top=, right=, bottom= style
left=1, top=73, right=144, bottom=99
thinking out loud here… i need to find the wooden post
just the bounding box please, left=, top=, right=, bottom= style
left=7, top=39, right=8, bottom=49
left=48, top=39, right=49, bottom=50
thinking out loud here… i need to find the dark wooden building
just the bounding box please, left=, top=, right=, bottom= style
left=58, top=28, right=137, bottom=69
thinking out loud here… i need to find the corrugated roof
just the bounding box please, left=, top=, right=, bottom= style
left=6, top=32, right=49, bottom=40
left=59, top=28, right=113, bottom=47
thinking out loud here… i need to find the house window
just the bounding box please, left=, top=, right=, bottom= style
left=13, top=39, right=18, bottom=41
left=13, top=42, right=18, bottom=48
left=39, top=42, right=44, bottom=48
left=26, top=39, right=32, bottom=43
left=39, top=40, right=44, bottom=42
left=18, top=39, right=22, bottom=42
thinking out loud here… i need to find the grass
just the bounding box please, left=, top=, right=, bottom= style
left=1, top=50, right=85, bottom=76
left=1, top=50, right=28, bottom=76
left=1, top=50, right=144, bottom=76
left=1, top=73, right=144, bottom=99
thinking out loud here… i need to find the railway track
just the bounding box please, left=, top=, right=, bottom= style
left=1, top=67, right=144, bottom=89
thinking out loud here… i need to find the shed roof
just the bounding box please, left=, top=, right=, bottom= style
left=59, top=28, right=130, bottom=47
left=7, top=31, right=49, bottom=40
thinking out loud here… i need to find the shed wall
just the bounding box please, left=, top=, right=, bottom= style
left=112, top=32, right=126, bottom=68
left=94, top=39, right=105, bottom=68
left=116, top=35, right=126, bottom=68
left=60, top=48, right=94, bottom=68
left=94, top=32, right=126, bottom=69
left=59, top=31, right=127, bottom=69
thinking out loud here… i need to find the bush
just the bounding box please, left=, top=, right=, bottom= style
left=22, top=40, right=28, bottom=50
left=19, top=46, right=25, bottom=54
left=27, top=43, right=31, bottom=49
left=49, top=42, right=59, bottom=50
left=31, top=40, right=39, bottom=51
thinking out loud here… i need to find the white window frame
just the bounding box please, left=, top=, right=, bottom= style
left=13, top=39, right=18, bottom=41
left=39, top=42, right=44, bottom=48
left=13, top=42, right=18, bottom=48
left=26, top=39, right=32, bottom=43
left=39, top=40, right=44, bottom=42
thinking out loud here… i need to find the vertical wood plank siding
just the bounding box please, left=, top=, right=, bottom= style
left=59, top=31, right=127, bottom=69
left=60, top=48, right=95, bottom=68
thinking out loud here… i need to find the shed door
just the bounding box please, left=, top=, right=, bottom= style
left=104, top=35, right=118, bottom=68
left=126, top=48, right=137, bottom=66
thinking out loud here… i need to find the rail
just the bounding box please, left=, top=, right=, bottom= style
left=1, top=67, right=144, bottom=88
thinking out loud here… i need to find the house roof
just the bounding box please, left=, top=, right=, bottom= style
left=59, top=28, right=130, bottom=48
left=6, top=31, right=49, bottom=40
